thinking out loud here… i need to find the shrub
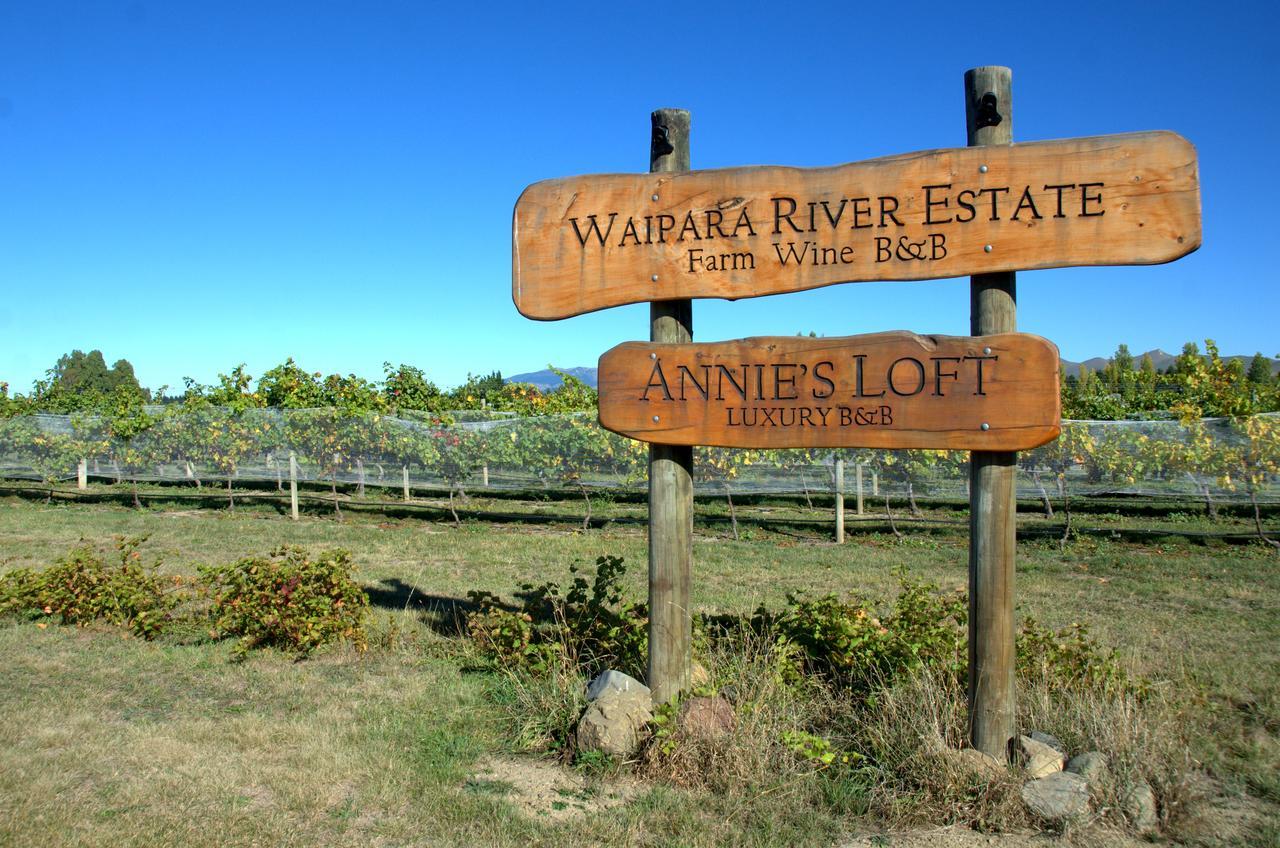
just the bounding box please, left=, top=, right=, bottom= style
left=199, top=545, right=369, bottom=658
left=466, top=590, right=561, bottom=673
left=466, top=555, right=646, bottom=678
left=770, top=576, right=966, bottom=697
left=0, top=536, right=175, bottom=639
left=0, top=568, right=43, bottom=617
left=1016, top=616, right=1134, bottom=695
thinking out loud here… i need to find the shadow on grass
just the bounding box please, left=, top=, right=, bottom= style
left=364, top=577, right=526, bottom=637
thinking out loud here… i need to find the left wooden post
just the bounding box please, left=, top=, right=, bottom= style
left=965, top=65, right=1018, bottom=760
left=647, top=108, right=694, bottom=706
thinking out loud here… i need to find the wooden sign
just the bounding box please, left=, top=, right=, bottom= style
left=597, top=331, right=1060, bottom=450
left=513, top=131, right=1200, bottom=320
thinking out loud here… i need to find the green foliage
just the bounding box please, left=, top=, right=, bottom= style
left=382, top=362, right=447, bottom=413
left=648, top=700, right=681, bottom=756
left=781, top=730, right=863, bottom=769
left=466, top=555, right=646, bottom=679
left=0, top=536, right=175, bottom=639
left=1062, top=339, right=1278, bottom=420
left=770, top=576, right=967, bottom=697
left=769, top=579, right=1136, bottom=701
left=449, top=370, right=507, bottom=408
left=16, top=350, right=151, bottom=414
left=198, top=545, right=369, bottom=658
left=256, top=358, right=329, bottom=408
left=0, top=568, right=44, bottom=617
left=1247, top=352, right=1272, bottom=385
left=465, top=591, right=561, bottom=673
left=1016, top=617, right=1132, bottom=695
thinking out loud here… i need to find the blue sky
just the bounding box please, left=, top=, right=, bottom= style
left=1, top=1, right=1275, bottom=394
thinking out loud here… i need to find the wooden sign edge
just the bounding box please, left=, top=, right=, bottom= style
left=596, top=331, right=1063, bottom=452
left=512, top=131, right=1200, bottom=321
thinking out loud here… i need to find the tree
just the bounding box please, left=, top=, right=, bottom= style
left=1178, top=340, right=1255, bottom=418
left=1027, top=421, right=1096, bottom=541
left=383, top=362, right=446, bottom=413
left=695, top=446, right=762, bottom=540
left=103, top=389, right=155, bottom=507
left=1175, top=342, right=1202, bottom=378
left=257, top=358, right=328, bottom=408
left=1230, top=415, right=1280, bottom=549
left=449, top=371, right=506, bottom=409
left=1247, top=353, right=1272, bottom=385
left=1105, top=344, right=1134, bottom=387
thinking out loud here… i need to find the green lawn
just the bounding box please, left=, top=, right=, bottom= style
left=0, top=494, right=1276, bottom=846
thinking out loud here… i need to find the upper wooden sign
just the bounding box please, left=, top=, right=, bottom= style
left=513, top=131, right=1200, bottom=320
left=597, top=331, right=1061, bottom=451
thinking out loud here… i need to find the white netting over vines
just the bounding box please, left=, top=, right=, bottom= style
left=0, top=409, right=1277, bottom=505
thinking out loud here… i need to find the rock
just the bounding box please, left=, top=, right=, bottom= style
left=954, top=747, right=1004, bottom=777
left=1013, top=735, right=1065, bottom=779
left=677, top=695, right=735, bottom=741
left=1022, top=771, right=1091, bottom=821
left=1028, top=730, right=1066, bottom=753
left=719, top=684, right=741, bottom=705
left=690, top=662, right=711, bottom=689
left=575, top=689, right=653, bottom=757
left=1121, top=779, right=1158, bottom=833
left=585, top=669, right=650, bottom=703
left=1065, top=751, right=1110, bottom=783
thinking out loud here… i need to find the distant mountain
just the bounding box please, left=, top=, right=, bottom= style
left=1061, top=349, right=1278, bottom=377
left=505, top=366, right=598, bottom=390
left=507, top=350, right=1276, bottom=390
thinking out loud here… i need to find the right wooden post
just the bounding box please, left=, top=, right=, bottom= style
left=965, top=66, right=1018, bottom=759
left=647, top=108, right=694, bottom=706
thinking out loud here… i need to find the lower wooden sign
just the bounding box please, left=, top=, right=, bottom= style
left=598, top=331, right=1061, bottom=450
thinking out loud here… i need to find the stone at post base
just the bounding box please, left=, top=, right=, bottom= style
left=585, top=669, right=650, bottom=703
left=954, top=747, right=1004, bottom=777
left=1065, top=751, right=1110, bottom=783
left=575, top=689, right=653, bottom=758
left=1121, top=779, right=1158, bottom=833
left=1013, top=734, right=1066, bottom=779
left=677, top=696, right=735, bottom=741
left=1021, top=771, right=1091, bottom=821
left=1028, top=730, right=1066, bottom=753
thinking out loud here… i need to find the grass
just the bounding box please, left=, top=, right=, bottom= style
left=0, top=492, right=1277, bottom=846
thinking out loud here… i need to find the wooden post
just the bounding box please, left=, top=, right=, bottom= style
left=77, top=458, right=87, bottom=491
left=965, top=66, right=1018, bottom=760
left=855, top=462, right=864, bottom=516
left=648, top=107, right=694, bottom=706
left=834, top=458, right=845, bottom=544
left=402, top=465, right=411, bottom=502
left=289, top=451, right=299, bottom=521
left=872, top=470, right=879, bottom=496
left=482, top=464, right=489, bottom=488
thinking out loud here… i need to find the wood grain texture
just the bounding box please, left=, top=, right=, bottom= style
left=598, top=331, right=1060, bottom=451
left=513, top=131, right=1200, bottom=319
left=965, top=65, right=1018, bottom=762
left=646, top=108, right=694, bottom=707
